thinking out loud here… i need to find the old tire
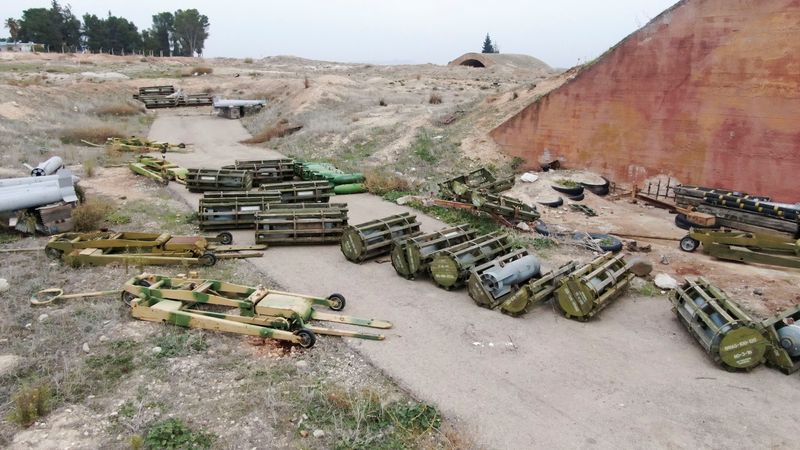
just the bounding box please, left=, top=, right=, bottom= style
left=538, top=197, right=563, bottom=208
left=44, top=246, right=63, bottom=260
left=534, top=221, right=550, bottom=236
left=199, top=252, right=217, bottom=267
left=680, top=236, right=700, bottom=253
left=582, top=178, right=610, bottom=196
left=567, top=193, right=585, bottom=202
left=551, top=184, right=584, bottom=196
left=121, top=279, right=150, bottom=307
left=580, top=233, right=623, bottom=252
left=294, top=329, right=316, bottom=348
left=327, top=293, right=346, bottom=311
left=216, top=232, right=233, bottom=245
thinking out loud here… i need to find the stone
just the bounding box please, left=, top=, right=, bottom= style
left=520, top=172, right=539, bottom=183
left=312, top=429, right=325, bottom=438
left=295, top=360, right=308, bottom=369
left=151, top=346, right=162, bottom=354
left=0, top=278, right=9, bottom=293
left=753, top=287, right=764, bottom=296
left=515, top=221, right=531, bottom=231
left=654, top=273, right=679, bottom=290
left=299, top=430, right=309, bottom=438
left=37, top=314, right=49, bottom=323
left=82, top=343, right=90, bottom=353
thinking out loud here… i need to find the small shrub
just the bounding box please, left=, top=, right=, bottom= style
left=378, top=98, right=387, bottom=106
left=60, top=126, right=125, bottom=145
left=243, top=57, right=254, bottom=64
left=412, top=132, right=436, bottom=163
left=144, top=419, right=215, bottom=450
left=304, top=76, right=310, bottom=89
left=512, top=91, right=519, bottom=100
left=129, top=434, right=144, bottom=450
left=241, top=119, right=302, bottom=144
left=510, top=156, right=526, bottom=170
left=364, top=169, right=411, bottom=195
left=83, top=158, right=96, bottom=178
left=152, top=331, right=208, bottom=358
left=90, top=104, right=142, bottom=116
left=428, top=93, right=442, bottom=104
left=72, top=199, right=114, bottom=231
left=9, top=382, right=52, bottom=427
left=106, top=211, right=132, bottom=224
left=555, top=178, right=579, bottom=188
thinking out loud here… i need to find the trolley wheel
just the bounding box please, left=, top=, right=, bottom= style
left=327, top=293, right=346, bottom=311
left=178, top=143, right=186, bottom=148
left=216, top=232, right=233, bottom=245
left=44, top=246, right=63, bottom=260
left=199, top=252, right=217, bottom=266
left=294, top=329, right=316, bottom=348
left=680, top=236, right=700, bottom=253
left=121, top=279, right=150, bottom=307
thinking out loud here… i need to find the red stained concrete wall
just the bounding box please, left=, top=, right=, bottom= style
left=490, top=0, right=800, bottom=201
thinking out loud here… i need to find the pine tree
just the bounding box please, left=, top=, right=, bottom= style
left=481, top=33, right=494, bottom=54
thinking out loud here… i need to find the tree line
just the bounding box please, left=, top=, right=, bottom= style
left=3, top=1, right=209, bottom=56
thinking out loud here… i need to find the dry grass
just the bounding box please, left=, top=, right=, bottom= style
left=59, top=126, right=125, bottom=145
left=8, top=383, right=52, bottom=427
left=304, top=76, right=310, bottom=89
left=241, top=119, right=302, bottom=144
left=363, top=168, right=412, bottom=195
left=429, top=93, right=443, bottom=104
left=379, top=98, right=387, bottom=106
left=90, top=104, right=143, bottom=117
left=83, top=158, right=97, bottom=177
left=71, top=198, right=114, bottom=231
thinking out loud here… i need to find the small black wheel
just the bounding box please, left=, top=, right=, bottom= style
left=199, top=252, right=217, bottom=266
left=294, top=329, right=316, bottom=348
left=44, top=246, right=63, bottom=260
left=327, top=293, right=346, bottom=311
left=216, top=232, right=233, bottom=245
left=178, top=143, right=186, bottom=148
left=680, top=236, right=700, bottom=253
left=121, top=279, right=150, bottom=307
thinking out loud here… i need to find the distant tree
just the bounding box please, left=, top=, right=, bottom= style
left=17, top=1, right=80, bottom=50
left=82, top=13, right=141, bottom=53
left=150, top=12, right=175, bottom=55
left=173, top=9, right=209, bottom=56
left=481, top=33, right=495, bottom=54
left=5, top=18, right=20, bottom=41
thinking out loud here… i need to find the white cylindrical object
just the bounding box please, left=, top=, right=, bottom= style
left=31, top=156, right=64, bottom=176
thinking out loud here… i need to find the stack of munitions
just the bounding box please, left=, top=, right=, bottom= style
left=675, top=185, right=799, bottom=235
left=222, top=159, right=295, bottom=184
left=670, top=277, right=768, bottom=371
left=341, top=212, right=422, bottom=263
left=493, top=261, right=579, bottom=317
left=391, top=225, right=477, bottom=279
left=553, top=252, right=633, bottom=321
left=258, top=180, right=333, bottom=203
left=429, top=232, right=514, bottom=290
left=186, top=169, right=253, bottom=192
left=438, top=167, right=515, bottom=201
left=294, top=161, right=366, bottom=194
left=133, top=85, right=212, bottom=109
left=129, top=155, right=187, bottom=185
left=255, top=203, right=349, bottom=245
left=469, top=191, right=540, bottom=222
left=466, top=249, right=541, bottom=309
left=199, top=191, right=281, bottom=230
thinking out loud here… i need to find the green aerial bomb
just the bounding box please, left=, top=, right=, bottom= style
left=671, top=277, right=768, bottom=371
left=186, top=168, right=253, bottom=192
left=259, top=180, right=333, bottom=203
left=391, top=224, right=477, bottom=279
left=222, top=159, right=296, bottom=184
left=429, top=232, right=512, bottom=290
left=199, top=191, right=281, bottom=230
left=553, top=252, right=634, bottom=321
left=333, top=183, right=366, bottom=195
left=498, top=261, right=579, bottom=316
left=255, top=203, right=349, bottom=245
left=341, top=212, right=422, bottom=263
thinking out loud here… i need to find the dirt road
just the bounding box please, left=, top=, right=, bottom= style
left=150, top=110, right=800, bottom=449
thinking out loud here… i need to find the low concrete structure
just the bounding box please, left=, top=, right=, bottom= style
left=448, top=52, right=552, bottom=72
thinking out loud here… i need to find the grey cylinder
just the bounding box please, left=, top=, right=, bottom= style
left=31, top=156, right=64, bottom=177
left=778, top=325, right=800, bottom=357
left=0, top=170, right=79, bottom=212
left=481, top=255, right=541, bottom=298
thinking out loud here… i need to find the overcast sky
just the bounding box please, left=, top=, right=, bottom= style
left=2, top=0, right=679, bottom=67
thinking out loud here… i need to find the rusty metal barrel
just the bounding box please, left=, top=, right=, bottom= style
left=467, top=249, right=540, bottom=309
left=186, top=168, right=253, bottom=192
left=259, top=180, right=332, bottom=203
left=429, top=232, right=513, bottom=289
left=340, top=212, right=422, bottom=263
left=222, top=159, right=295, bottom=184
left=671, top=277, right=767, bottom=370
left=198, top=191, right=281, bottom=230
left=255, top=203, right=349, bottom=245
left=553, top=252, right=633, bottom=321
left=391, top=224, right=476, bottom=279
